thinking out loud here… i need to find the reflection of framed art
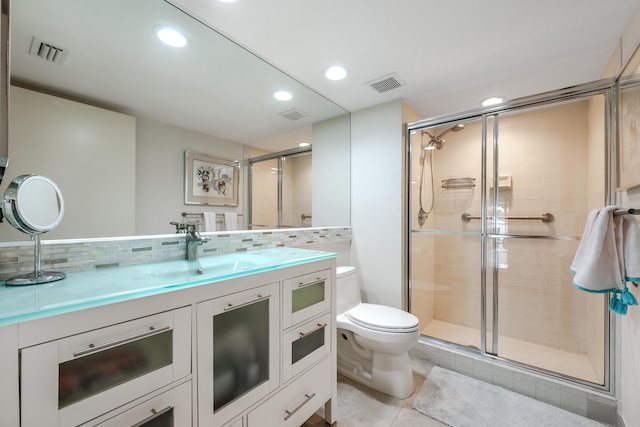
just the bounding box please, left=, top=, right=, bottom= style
left=619, top=84, right=640, bottom=191
left=185, top=151, right=239, bottom=206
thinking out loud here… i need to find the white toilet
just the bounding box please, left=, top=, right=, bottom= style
left=336, top=266, right=420, bottom=399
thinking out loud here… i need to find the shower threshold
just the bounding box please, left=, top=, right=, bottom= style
left=422, top=320, right=600, bottom=384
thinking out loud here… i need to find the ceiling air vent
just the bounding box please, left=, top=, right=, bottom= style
left=279, top=109, right=308, bottom=121
left=29, top=36, right=69, bottom=65
left=367, top=72, right=405, bottom=94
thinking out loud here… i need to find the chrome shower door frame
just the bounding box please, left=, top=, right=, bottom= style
left=406, top=78, right=616, bottom=393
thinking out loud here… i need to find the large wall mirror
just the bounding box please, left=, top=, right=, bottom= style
left=0, top=0, right=350, bottom=242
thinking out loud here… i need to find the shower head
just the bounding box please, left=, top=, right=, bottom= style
left=421, top=124, right=465, bottom=150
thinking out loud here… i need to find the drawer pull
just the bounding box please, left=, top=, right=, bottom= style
left=284, top=392, right=316, bottom=421
left=72, top=325, right=171, bottom=357
left=131, top=405, right=173, bottom=427
left=297, top=278, right=324, bottom=288
left=224, top=294, right=270, bottom=311
left=298, top=323, right=327, bottom=339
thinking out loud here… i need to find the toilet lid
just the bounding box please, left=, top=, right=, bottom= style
left=346, top=303, right=419, bottom=333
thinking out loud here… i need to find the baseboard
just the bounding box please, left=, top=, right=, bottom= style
left=616, top=412, right=627, bottom=427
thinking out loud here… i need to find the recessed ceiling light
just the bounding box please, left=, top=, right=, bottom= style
left=273, top=90, right=293, bottom=101
left=299, top=142, right=311, bottom=147
left=219, top=0, right=237, bottom=2
left=155, top=27, right=187, bottom=48
left=482, top=96, right=505, bottom=107
left=324, top=65, right=348, bottom=81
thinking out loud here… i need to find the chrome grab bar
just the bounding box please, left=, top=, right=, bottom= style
left=461, top=212, right=554, bottom=223
left=614, top=208, right=639, bottom=215
left=73, top=325, right=171, bottom=357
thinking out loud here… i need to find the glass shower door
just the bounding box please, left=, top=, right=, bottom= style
left=488, top=96, right=607, bottom=384
left=408, top=118, right=484, bottom=351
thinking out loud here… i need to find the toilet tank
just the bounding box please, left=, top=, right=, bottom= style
left=336, top=266, right=362, bottom=315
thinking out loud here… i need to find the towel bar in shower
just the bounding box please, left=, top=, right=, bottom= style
left=613, top=208, right=639, bottom=215
left=461, top=212, right=554, bottom=223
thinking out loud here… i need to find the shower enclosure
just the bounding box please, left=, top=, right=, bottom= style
left=407, top=81, right=613, bottom=388
left=248, top=147, right=312, bottom=229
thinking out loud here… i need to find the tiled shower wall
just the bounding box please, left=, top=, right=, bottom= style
left=0, top=227, right=352, bottom=279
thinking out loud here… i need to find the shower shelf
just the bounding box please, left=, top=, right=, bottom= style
left=441, top=177, right=475, bottom=189
left=461, top=212, right=555, bottom=223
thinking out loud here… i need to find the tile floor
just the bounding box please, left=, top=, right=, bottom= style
left=302, top=356, right=446, bottom=427
left=302, top=354, right=607, bottom=427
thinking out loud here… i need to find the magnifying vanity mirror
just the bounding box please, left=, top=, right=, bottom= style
left=2, top=174, right=66, bottom=285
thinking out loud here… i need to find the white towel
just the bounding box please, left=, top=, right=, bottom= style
left=223, top=212, right=237, bottom=231
left=201, top=212, right=217, bottom=232
left=570, top=206, right=640, bottom=314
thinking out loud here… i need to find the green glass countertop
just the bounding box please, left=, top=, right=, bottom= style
left=0, top=247, right=336, bottom=326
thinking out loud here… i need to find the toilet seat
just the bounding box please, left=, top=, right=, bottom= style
left=346, top=303, right=419, bottom=333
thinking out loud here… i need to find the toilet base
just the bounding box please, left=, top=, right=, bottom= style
left=337, top=330, right=414, bottom=399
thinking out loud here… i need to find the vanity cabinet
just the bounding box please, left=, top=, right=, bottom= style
left=3, top=252, right=337, bottom=427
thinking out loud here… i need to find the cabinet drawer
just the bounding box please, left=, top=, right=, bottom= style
left=247, top=356, right=331, bottom=427
left=87, top=381, right=191, bottom=427
left=282, top=312, right=332, bottom=383
left=21, top=307, right=191, bottom=427
left=282, top=269, right=331, bottom=329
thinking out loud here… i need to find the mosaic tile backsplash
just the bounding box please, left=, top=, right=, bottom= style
left=0, top=227, right=351, bottom=279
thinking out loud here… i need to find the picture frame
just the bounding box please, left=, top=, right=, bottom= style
left=184, top=151, right=239, bottom=206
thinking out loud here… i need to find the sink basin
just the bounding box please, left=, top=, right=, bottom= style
left=134, top=253, right=269, bottom=281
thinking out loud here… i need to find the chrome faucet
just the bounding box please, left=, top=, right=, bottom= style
left=186, top=224, right=209, bottom=260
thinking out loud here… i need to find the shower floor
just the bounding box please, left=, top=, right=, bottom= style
left=422, top=320, right=599, bottom=384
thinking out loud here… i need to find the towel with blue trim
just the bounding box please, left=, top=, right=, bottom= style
left=570, top=206, right=640, bottom=314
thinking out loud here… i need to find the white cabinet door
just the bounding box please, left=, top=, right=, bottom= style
left=197, top=282, right=280, bottom=427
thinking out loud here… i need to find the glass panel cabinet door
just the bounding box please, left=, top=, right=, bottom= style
left=197, top=282, right=280, bottom=427
left=213, top=298, right=269, bottom=411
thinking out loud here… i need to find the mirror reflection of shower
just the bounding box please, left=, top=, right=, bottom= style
left=248, top=147, right=312, bottom=229
left=417, top=124, right=465, bottom=227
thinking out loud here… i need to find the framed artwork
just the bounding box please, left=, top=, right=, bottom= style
left=185, top=151, right=239, bottom=206
left=619, top=84, right=640, bottom=191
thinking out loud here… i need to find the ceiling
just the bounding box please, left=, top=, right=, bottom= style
left=174, top=0, right=640, bottom=119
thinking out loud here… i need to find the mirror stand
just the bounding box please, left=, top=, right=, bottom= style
left=2, top=174, right=66, bottom=286
left=6, top=234, right=66, bottom=285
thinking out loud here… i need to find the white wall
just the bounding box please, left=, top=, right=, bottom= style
left=350, top=99, right=417, bottom=308
left=606, top=3, right=640, bottom=425
left=3, top=86, right=136, bottom=240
